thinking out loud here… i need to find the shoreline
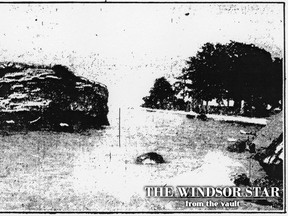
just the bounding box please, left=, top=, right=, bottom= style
left=142, top=107, right=268, bottom=126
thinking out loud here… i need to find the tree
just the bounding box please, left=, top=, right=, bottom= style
left=178, top=41, right=283, bottom=116
left=265, top=57, right=283, bottom=109
left=142, top=77, right=175, bottom=109
left=223, top=42, right=275, bottom=115
left=178, top=43, right=229, bottom=112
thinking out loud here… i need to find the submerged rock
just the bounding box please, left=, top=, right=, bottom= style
left=233, top=173, right=251, bottom=186
left=136, top=152, right=165, bottom=164
left=254, top=134, right=283, bottom=179
left=0, top=62, right=109, bottom=131
left=197, top=113, right=208, bottom=121
left=227, top=139, right=251, bottom=153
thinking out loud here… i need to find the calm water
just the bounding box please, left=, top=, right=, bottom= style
left=0, top=107, right=264, bottom=211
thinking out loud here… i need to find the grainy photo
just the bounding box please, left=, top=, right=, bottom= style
left=0, top=2, right=284, bottom=212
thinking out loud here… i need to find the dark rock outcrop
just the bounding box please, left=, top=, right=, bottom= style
left=252, top=112, right=283, bottom=179
left=0, top=62, right=109, bottom=131
left=136, top=152, right=165, bottom=164
left=251, top=176, right=283, bottom=208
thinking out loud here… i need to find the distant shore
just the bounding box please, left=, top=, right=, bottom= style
left=142, top=107, right=267, bottom=126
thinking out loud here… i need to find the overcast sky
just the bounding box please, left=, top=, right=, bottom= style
left=0, top=3, right=283, bottom=108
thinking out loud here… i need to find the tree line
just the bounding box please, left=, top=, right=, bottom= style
left=142, top=41, right=283, bottom=117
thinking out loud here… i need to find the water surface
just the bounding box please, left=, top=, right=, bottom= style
left=0, top=108, right=266, bottom=211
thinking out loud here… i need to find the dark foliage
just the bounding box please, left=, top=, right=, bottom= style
left=177, top=41, right=282, bottom=117
left=142, top=77, right=175, bottom=109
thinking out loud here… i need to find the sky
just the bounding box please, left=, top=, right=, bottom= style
left=0, top=3, right=284, bottom=109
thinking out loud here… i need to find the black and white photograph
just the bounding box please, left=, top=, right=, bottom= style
left=0, top=2, right=285, bottom=212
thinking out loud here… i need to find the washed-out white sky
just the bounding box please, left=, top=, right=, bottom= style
left=0, top=3, right=283, bottom=109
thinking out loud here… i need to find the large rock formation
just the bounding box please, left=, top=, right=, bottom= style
left=253, top=112, right=283, bottom=179
left=0, top=62, right=109, bottom=131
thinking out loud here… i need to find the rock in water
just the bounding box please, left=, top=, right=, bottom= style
left=0, top=62, right=109, bottom=131
left=136, top=152, right=165, bottom=164
left=186, top=114, right=195, bottom=119
left=197, top=113, right=208, bottom=121
left=227, top=139, right=251, bottom=153
left=233, top=173, right=251, bottom=186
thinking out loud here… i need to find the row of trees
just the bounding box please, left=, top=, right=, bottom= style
left=142, top=41, right=283, bottom=117
left=142, top=77, right=177, bottom=110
